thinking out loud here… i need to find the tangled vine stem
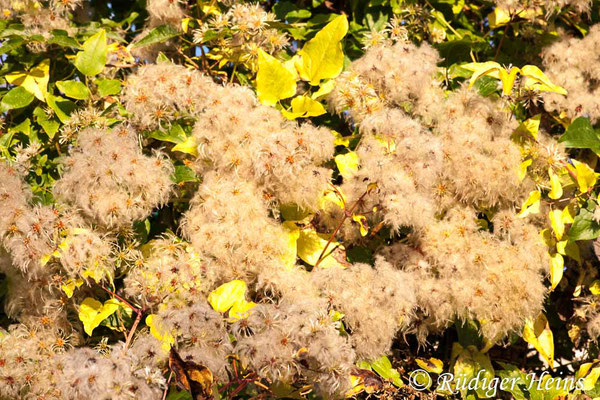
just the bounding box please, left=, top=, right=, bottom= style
left=314, top=184, right=376, bottom=268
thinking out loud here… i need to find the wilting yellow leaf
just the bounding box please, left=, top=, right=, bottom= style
left=576, top=361, right=600, bottom=391
left=335, top=151, right=359, bottom=179
left=520, top=65, right=567, bottom=95
left=295, top=15, right=348, bottom=85
left=311, top=79, right=336, bottom=99
left=548, top=168, right=563, bottom=199
left=146, top=314, right=175, bottom=352
left=256, top=49, right=297, bottom=106
left=540, top=229, right=556, bottom=248
left=567, top=159, right=597, bottom=193
left=5, top=59, right=50, bottom=101
left=416, top=357, right=444, bottom=374
left=352, top=214, right=369, bottom=237
left=297, top=228, right=345, bottom=268
left=549, top=252, right=564, bottom=290
left=590, top=280, right=600, bottom=295
left=281, top=95, right=326, bottom=119
left=519, top=159, right=532, bottom=181
left=562, top=204, right=576, bottom=224
left=518, top=190, right=541, bottom=218
left=172, top=136, right=198, bottom=157
left=523, top=313, right=554, bottom=367
left=61, top=278, right=84, bottom=298
left=487, top=7, right=511, bottom=28
left=229, top=300, right=257, bottom=320
left=549, top=209, right=565, bottom=240
left=208, top=280, right=248, bottom=313
left=498, top=66, right=520, bottom=96
left=78, top=297, right=121, bottom=336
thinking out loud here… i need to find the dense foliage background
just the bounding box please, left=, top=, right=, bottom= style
left=2, top=0, right=600, bottom=399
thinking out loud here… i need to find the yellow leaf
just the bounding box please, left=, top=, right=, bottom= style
left=540, top=229, right=556, bottom=248
left=516, top=114, right=541, bottom=140
left=520, top=65, right=567, bottom=95
left=181, top=17, right=191, bottom=33
left=464, top=61, right=503, bottom=88
left=576, top=362, right=600, bottom=391
left=256, top=49, right=297, bottom=106
left=296, top=15, right=348, bottom=85
left=518, top=190, right=541, bottom=218
left=591, top=280, right=600, bottom=295
left=557, top=240, right=581, bottom=263
left=415, top=357, right=444, bottom=374
left=61, top=278, right=84, bottom=298
left=519, top=159, right=532, bottom=181
left=549, top=209, right=565, bottom=240
left=229, top=300, right=257, bottom=320
left=487, top=7, right=511, bottom=28
left=498, top=66, right=520, bottom=96
left=522, top=313, right=554, bottom=367
left=335, top=151, right=359, bottom=180
left=567, top=159, right=597, bottom=193
left=562, top=204, right=576, bottom=224
left=208, top=280, right=248, bottom=313
left=281, top=95, right=326, bottom=119
left=297, top=228, right=345, bottom=268
left=146, top=314, right=175, bottom=353
left=319, top=188, right=346, bottom=210
left=548, top=168, right=563, bottom=199
left=352, top=214, right=369, bottom=237
left=78, top=297, right=120, bottom=336
left=172, top=136, right=198, bottom=157
left=549, top=252, right=564, bottom=290
left=311, top=79, right=336, bottom=99
left=5, top=59, right=50, bottom=101
left=331, top=130, right=351, bottom=147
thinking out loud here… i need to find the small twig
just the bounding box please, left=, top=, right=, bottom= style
left=161, top=371, right=173, bottom=400
left=124, top=309, right=143, bottom=350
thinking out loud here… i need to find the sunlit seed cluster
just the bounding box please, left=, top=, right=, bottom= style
left=542, top=24, right=600, bottom=123
left=53, top=126, right=174, bottom=228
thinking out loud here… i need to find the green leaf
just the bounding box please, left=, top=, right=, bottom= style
left=74, top=29, right=107, bottom=76
left=1, top=86, right=34, bottom=110
left=148, top=124, right=187, bottom=144
left=95, top=78, right=121, bottom=97
left=48, top=30, right=80, bottom=48
left=172, top=165, right=198, bottom=183
left=8, top=118, right=31, bottom=136
left=295, top=14, right=348, bottom=85
left=56, top=80, right=90, bottom=100
left=569, top=201, right=600, bottom=241
left=496, top=363, right=530, bottom=400
left=131, top=25, right=179, bottom=49
left=370, top=355, right=404, bottom=387
left=46, top=93, right=76, bottom=123
left=256, top=49, right=296, bottom=106
left=165, top=389, right=193, bottom=400
left=0, top=36, right=24, bottom=54
left=559, top=117, right=600, bottom=153
left=33, top=106, right=60, bottom=139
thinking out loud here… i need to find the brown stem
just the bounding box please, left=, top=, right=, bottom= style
left=314, top=187, right=372, bottom=268
left=124, top=309, right=143, bottom=350
left=161, top=371, right=173, bottom=400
